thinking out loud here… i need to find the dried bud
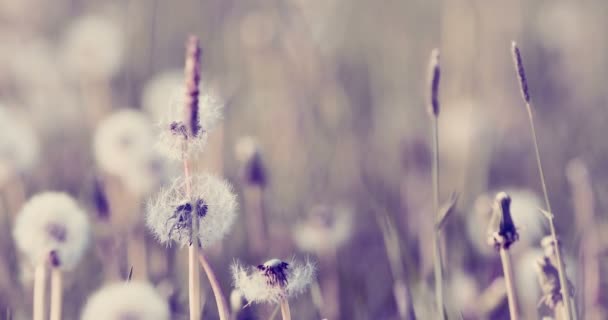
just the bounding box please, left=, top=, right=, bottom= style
left=427, top=49, right=441, bottom=116
left=488, top=192, right=519, bottom=249
left=184, top=35, right=202, bottom=137
left=93, top=177, right=110, bottom=220
left=511, top=41, right=530, bottom=103
left=235, top=137, right=267, bottom=186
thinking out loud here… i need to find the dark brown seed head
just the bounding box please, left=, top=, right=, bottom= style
left=427, top=48, right=440, bottom=116
left=511, top=41, right=530, bottom=103
left=184, top=35, right=202, bottom=137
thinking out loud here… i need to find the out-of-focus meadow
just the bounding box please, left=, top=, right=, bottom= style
left=0, top=0, right=607, bottom=319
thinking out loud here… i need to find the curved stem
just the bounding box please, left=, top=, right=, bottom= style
left=280, top=299, right=291, bottom=320
left=198, top=252, right=230, bottom=320
left=526, top=104, right=573, bottom=320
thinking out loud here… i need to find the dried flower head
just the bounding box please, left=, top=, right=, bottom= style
left=0, top=105, right=39, bottom=185
left=232, top=258, right=315, bottom=304
left=535, top=256, right=565, bottom=309
left=62, top=14, right=124, bottom=80
left=511, top=41, right=530, bottom=103
left=487, top=192, right=519, bottom=250
left=146, top=173, right=237, bottom=247
left=81, top=282, right=169, bottom=320
left=94, top=110, right=167, bottom=196
left=427, top=48, right=440, bottom=116
left=13, top=192, right=90, bottom=270
left=235, top=136, right=267, bottom=186
left=293, top=204, right=353, bottom=254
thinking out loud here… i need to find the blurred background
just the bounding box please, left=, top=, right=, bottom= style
left=0, top=0, right=607, bottom=319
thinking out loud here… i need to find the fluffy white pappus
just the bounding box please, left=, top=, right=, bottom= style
left=146, top=173, right=238, bottom=247
left=232, top=258, right=315, bottom=305
left=0, top=105, right=39, bottom=185
left=94, top=110, right=167, bottom=196
left=156, top=83, right=224, bottom=160
left=13, top=192, right=89, bottom=270
left=141, top=69, right=183, bottom=122
left=61, top=14, right=124, bottom=80
left=293, top=204, right=353, bottom=254
left=467, top=189, right=546, bottom=256
left=81, top=281, right=169, bottom=320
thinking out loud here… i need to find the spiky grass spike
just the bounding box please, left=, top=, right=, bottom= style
left=510, top=41, right=574, bottom=320
left=427, top=49, right=441, bottom=116
left=184, top=35, right=201, bottom=137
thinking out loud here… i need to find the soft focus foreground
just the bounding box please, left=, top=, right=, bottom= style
left=0, top=0, right=607, bottom=319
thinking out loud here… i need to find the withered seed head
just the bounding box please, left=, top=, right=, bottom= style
left=511, top=41, right=530, bottom=103
left=488, top=192, right=519, bottom=250
left=427, top=48, right=440, bottom=116
left=184, top=35, right=202, bottom=137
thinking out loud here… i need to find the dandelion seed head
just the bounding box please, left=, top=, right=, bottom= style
left=81, top=282, right=169, bottom=320
left=62, top=14, right=124, bottom=80
left=232, top=258, right=315, bottom=304
left=156, top=84, right=224, bottom=160
left=293, top=204, right=353, bottom=254
left=0, top=105, right=39, bottom=185
left=141, top=70, right=183, bottom=122
left=146, top=173, right=237, bottom=247
left=94, top=110, right=167, bottom=196
left=13, top=192, right=89, bottom=270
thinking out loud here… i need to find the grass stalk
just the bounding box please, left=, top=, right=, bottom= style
left=280, top=298, right=291, bottom=320
left=511, top=41, right=573, bottom=320
left=499, top=248, right=519, bottom=320
left=33, top=264, right=46, bottom=320
left=198, top=252, right=230, bottom=320
left=49, top=267, right=62, bottom=320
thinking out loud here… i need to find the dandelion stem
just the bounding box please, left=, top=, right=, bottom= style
left=49, top=267, right=62, bottom=320
left=198, top=252, right=230, bottom=320
left=184, top=143, right=201, bottom=320
left=33, top=264, right=46, bottom=320
left=499, top=248, right=519, bottom=320
left=280, top=298, right=291, bottom=320
left=512, top=41, right=573, bottom=320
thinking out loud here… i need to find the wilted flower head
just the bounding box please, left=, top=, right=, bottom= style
left=146, top=173, right=237, bottom=247
left=487, top=192, right=519, bottom=250
left=156, top=85, right=223, bottom=160
left=141, top=69, right=183, bottom=122
left=13, top=192, right=89, bottom=270
left=61, top=14, right=124, bottom=80
left=94, top=110, right=166, bottom=196
left=293, top=204, right=353, bottom=254
left=232, top=258, right=315, bottom=304
left=81, top=281, right=169, bottom=320
left=0, top=105, right=39, bottom=185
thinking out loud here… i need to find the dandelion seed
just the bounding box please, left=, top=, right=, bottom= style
left=232, top=258, right=315, bottom=305
left=0, top=105, right=39, bottom=185
left=293, top=204, right=353, bottom=254
left=61, top=14, right=124, bottom=80
left=94, top=110, right=167, bottom=196
left=146, top=173, right=237, bottom=247
left=13, top=192, right=90, bottom=270
left=81, top=282, right=169, bottom=320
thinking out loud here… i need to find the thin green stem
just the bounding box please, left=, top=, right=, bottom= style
left=525, top=103, right=573, bottom=320
left=431, top=116, right=445, bottom=320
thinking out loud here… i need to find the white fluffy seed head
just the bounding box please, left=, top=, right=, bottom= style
left=232, top=258, right=315, bottom=304
left=146, top=173, right=238, bottom=247
left=81, top=281, right=169, bottom=320
left=61, top=14, right=124, bottom=80
left=293, top=204, right=353, bottom=254
left=94, top=110, right=167, bottom=196
left=0, top=105, right=39, bottom=185
left=156, top=84, right=224, bottom=160
left=141, top=69, right=183, bottom=122
left=13, top=192, right=90, bottom=270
